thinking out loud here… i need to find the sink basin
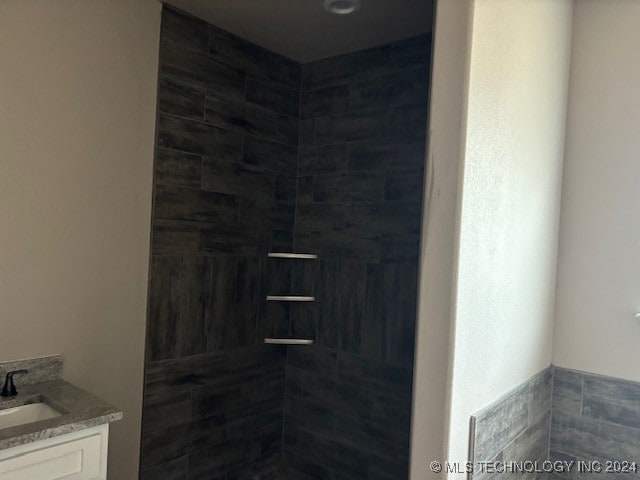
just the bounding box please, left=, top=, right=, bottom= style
left=0, top=403, right=62, bottom=430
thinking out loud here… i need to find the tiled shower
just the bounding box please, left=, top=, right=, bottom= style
left=141, top=5, right=431, bottom=480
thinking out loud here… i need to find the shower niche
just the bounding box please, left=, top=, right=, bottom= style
left=142, top=4, right=431, bottom=479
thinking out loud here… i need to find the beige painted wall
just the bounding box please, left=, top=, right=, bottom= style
left=0, top=1, right=161, bottom=478
left=409, top=1, right=473, bottom=478
left=445, top=0, right=573, bottom=471
left=553, top=0, right=640, bottom=381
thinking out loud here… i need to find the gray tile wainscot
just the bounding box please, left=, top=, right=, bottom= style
left=470, top=366, right=640, bottom=480
left=550, top=368, right=640, bottom=480
left=470, top=367, right=552, bottom=480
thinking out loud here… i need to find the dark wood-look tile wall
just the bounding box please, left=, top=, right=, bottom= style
left=144, top=5, right=431, bottom=480
left=141, top=346, right=286, bottom=479
left=143, top=6, right=300, bottom=479
left=282, top=36, right=431, bottom=480
left=149, top=5, right=301, bottom=360
left=283, top=348, right=414, bottom=480
left=295, top=58, right=429, bottom=264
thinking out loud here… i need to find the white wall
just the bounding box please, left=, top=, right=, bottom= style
left=553, top=0, right=640, bottom=381
left=410, top=1, right=473, bottom=478
left=445, top=0, right=573, bottom=470
left=0, top=1, right=161, bottom=478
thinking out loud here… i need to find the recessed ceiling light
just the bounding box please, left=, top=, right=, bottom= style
left=324, top=0, right=362, bottom=16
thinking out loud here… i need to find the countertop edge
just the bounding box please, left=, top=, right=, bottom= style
left=0, top=411, right=123, bottom=452
left=0, top=379, right=123, bottom=452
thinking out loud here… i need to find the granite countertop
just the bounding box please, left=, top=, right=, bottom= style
left=0, top=379, right=123, bottom=451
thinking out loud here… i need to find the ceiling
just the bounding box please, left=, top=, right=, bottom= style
left=164, top=0, right=434, bottom=64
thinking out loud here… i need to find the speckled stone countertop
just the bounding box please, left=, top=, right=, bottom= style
left=0, top=356, right=122, bottom=451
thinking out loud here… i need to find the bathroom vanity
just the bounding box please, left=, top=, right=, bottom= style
left=0, top=356, right=122, bottom=480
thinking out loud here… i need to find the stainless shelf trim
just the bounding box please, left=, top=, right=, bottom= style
left=268, top=253, right=318, bottom=259
left=266, top=295, right=315, bottom=302
left=264, top=338, right=314, bottom=345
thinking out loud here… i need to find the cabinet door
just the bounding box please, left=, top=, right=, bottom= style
left=0, top=432, right=102, bottom=480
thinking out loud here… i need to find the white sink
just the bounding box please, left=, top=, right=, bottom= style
left=0, top=403, right=62, bottom=430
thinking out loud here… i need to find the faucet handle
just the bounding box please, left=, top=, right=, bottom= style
left=1, top=369, right=29, bottom=398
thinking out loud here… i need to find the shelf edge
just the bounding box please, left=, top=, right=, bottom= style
left=266, top=295, right=315, bottom=302
left=268, top=253, right=318, bottom=260
left=264, top=338, right=314, bottom=345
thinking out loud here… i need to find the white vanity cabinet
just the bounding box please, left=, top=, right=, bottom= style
left=0, top=424, right=109, bottom=480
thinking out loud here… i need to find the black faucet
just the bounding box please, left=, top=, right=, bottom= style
left=1, top=370, right=29, bottom=398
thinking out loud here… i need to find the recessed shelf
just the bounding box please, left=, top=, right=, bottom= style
left=266, top=295, right=315, bottom=302
left=264, top=338, right=314, bottom=345
left=268, top=253, right=318, bottom=260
